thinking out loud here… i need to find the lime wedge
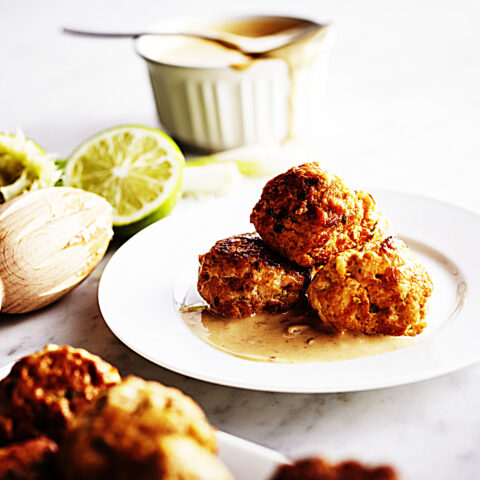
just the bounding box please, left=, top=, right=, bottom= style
left=186, top=142, right=317, bottom=178
left=0, top=131, right=60, bottom=203
left=182, top=162, right=242, bottom=198
left=64, top=125, right=184, bottom=236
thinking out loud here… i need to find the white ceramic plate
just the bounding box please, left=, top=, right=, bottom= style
left=99, top=189, right=480, bottom=393
left=0, top=362, right=287, bottom=479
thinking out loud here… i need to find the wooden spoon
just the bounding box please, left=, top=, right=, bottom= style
left=0, top=187, right=113, bottom=314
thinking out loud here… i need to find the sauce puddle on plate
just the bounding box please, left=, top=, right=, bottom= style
left=182, top=308, right=416, bottom=363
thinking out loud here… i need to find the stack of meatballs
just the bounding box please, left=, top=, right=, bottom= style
left=198, top=162, right=433, bottom=337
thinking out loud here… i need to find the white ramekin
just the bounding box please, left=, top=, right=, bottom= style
left=136, top=16, right=334, bottom=152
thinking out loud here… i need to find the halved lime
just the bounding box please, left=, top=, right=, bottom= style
left=0, top=131, right=60, bottom=203
left=64, top=125, right=184, bottom=236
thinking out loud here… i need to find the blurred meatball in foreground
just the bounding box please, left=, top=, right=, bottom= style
left=271, top=457, right=398, bottom=480
left=0, top=345, right=121, bottom=443
left=198, top=233, right=310, bottom=317
left=251, top=163, right=385, bottom=267
left=0, top=436, right=59, bottom=480
left=308, top=236, right=433, bottom=336
left=59, top=376, right=232, bottom=480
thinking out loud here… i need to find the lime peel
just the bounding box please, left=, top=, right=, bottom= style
left=0, top=131, right=61, bottom=202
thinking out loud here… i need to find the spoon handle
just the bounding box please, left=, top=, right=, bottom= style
left=62, top=27, right=245, bottom=52
left=62, top=27, right=146, bottom=38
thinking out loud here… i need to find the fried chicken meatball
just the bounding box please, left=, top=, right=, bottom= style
left=0, top=345, right=121, bottom=443
left=59, top=376, right=232, bottom=480
left=251, top=163, right=387, bottom=267
left=308, top=236, right=433, bottom=336
left=271, top=458, right=398, bottom=480
left=197, top=233, right=309, bottom=317
left=0, top=436, right=59, bottom=480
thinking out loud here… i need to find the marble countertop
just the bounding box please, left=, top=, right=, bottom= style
left=1, top=0, right=480, bottom=478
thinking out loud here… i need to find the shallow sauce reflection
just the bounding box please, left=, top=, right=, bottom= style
left=182, top=309, right=416, bottom=364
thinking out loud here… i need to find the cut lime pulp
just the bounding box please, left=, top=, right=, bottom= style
left=0, top=131, right=60, bottom=203
left=64, top=125, right=184, bottom=236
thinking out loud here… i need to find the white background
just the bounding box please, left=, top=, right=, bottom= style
left=1, top=1, right=480, bottom=479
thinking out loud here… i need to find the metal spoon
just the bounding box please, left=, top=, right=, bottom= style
left=62, top=23, right=325, bottom=56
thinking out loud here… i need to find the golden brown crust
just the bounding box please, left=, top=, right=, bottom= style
left=198, top=233, right=309, bottom=317
left=0, top=436, right=59, bottom=480
left=59, top=376, right=232, bottom=480
left=0, top=345, right=121, bottom=443
left=308, top=237, right=433, bottom=336
left=0, top=415, right=13, bottom=446
left=355, top=191, right=394, bottom=244
left=271, top=458, right=398, bottom=480
left=250, top=163, right=386, bottom=267
left=153, top=435, right=234, bottom=480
